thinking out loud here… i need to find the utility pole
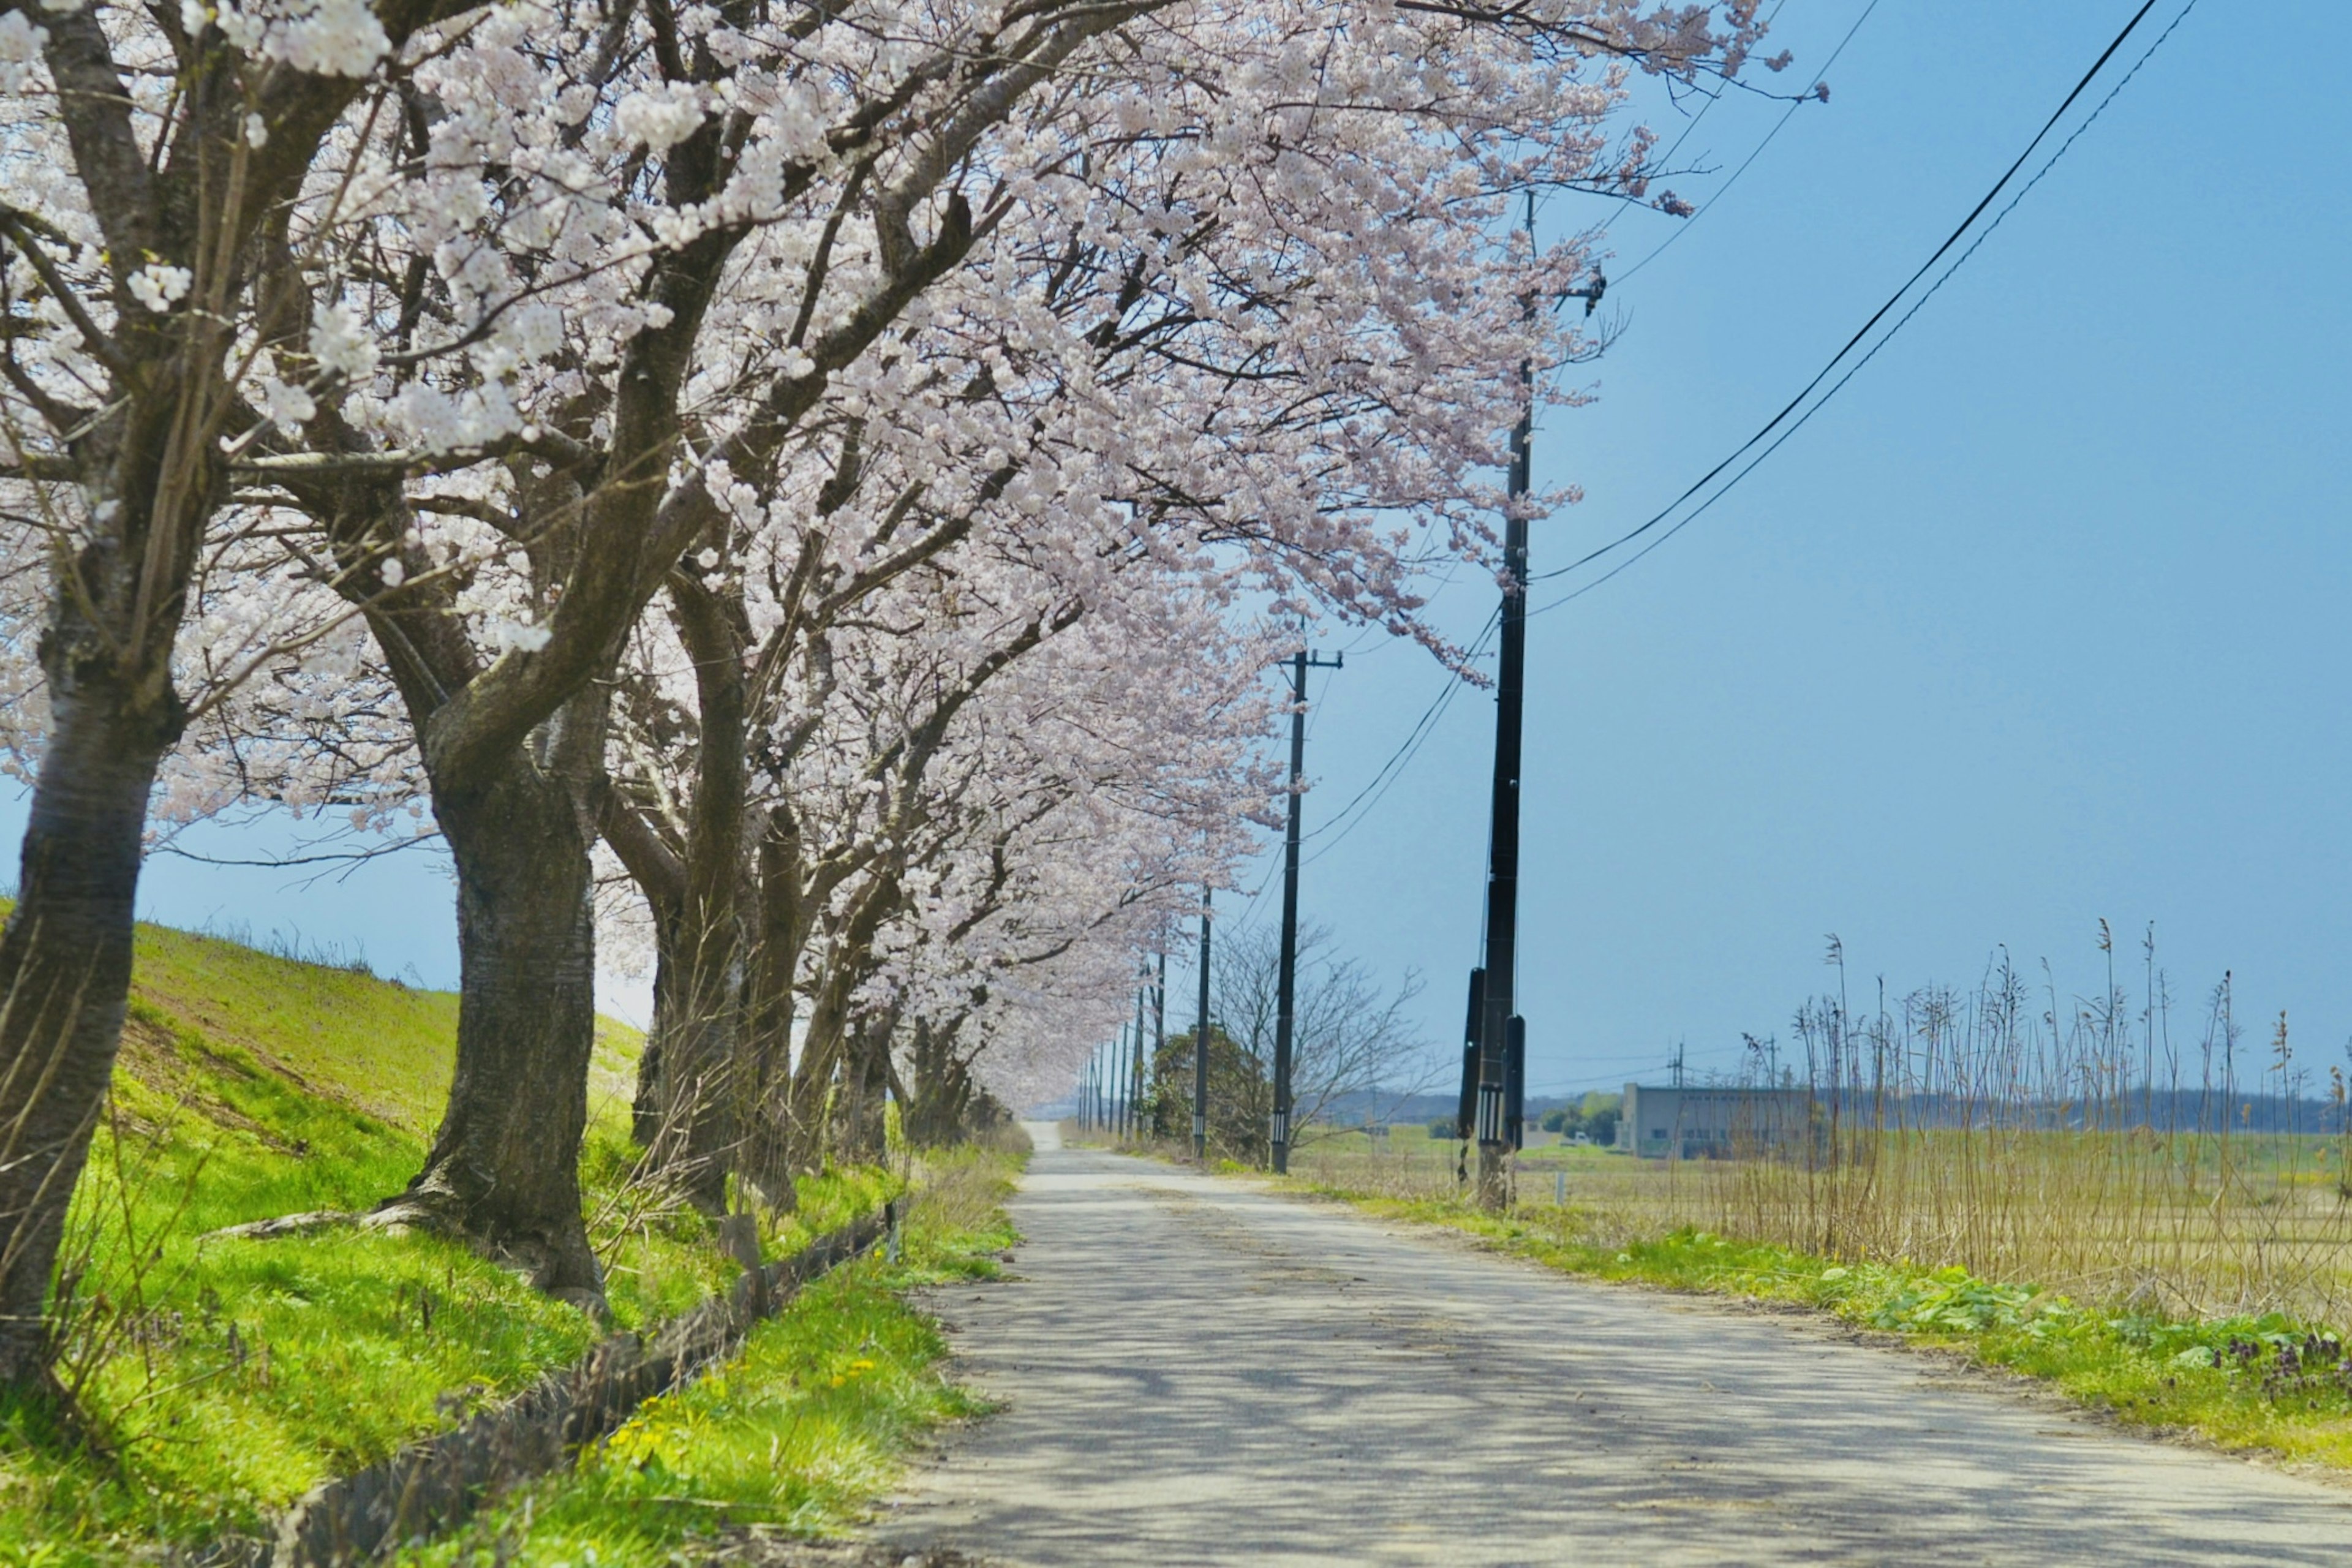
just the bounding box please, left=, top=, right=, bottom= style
left=1194, top=888, right=1213, bottom=1161
left=1130, top=976, right=1148, bottom=1142
left=1469, top=192, right=1540, bottom=1210
left=1273, top=635, right=1343, bottom=1174
left=1153, top=951, right=1167, bottom=1140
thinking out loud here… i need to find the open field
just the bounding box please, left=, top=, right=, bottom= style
left=1291, top=1127, right=2352, bottom=1323
left=1281, top=1084, right=2352, bottom=1328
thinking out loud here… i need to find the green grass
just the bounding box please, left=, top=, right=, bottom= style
left=398, top=1145, right=1025, bottom=1568
left=0, top=916, right=886, bottom=1566
left=1302, top=1186, right=2352, bottom=1469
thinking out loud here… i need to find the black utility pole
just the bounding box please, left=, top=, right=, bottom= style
left=1471, top=193, right=1540, bottom=1208
left=1273, top=638, right=1344, bottom=1174
left=1193, top=888, right=1213, bottom=1160
left=1153, top=952, right=1167, bottom=1139
left=1130, top=978, right=1148, bottom=1142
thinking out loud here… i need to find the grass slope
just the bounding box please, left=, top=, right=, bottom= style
left=400, top=1147, right=1025, bottom=1567
left=0, top=917, right=873, bottom=1565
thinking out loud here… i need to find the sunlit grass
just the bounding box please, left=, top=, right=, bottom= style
left=0, top=917, right=887, bottom=1562
left=398, top=1146, right=1023, bottom=1567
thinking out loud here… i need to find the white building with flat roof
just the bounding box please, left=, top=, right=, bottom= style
left=1617, top=1082, right=1816, bottom=1159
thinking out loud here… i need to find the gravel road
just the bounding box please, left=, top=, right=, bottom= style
left=864, top=1127, right=2352, bottom=1565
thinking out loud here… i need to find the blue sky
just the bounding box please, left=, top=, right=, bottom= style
left=1218, top=0, right=2349, bottom=1098
left=6, top=0, right=2339, bottom=1096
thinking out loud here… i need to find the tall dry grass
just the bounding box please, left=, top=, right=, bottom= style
left=1297, top=930, right=2352, bottom=1322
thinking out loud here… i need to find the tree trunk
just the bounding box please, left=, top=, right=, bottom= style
left=906, top=1016, right=974, bottom=1147
left=374, top=747, right=604, bottom=1310
left=627, top=906, right=676, bottom=1148
left=837, top=1019, right=892, bottom=1166
left=783, top=1014, right=841, bottom=1177
left=0, top=673, right=178, bottom=1387
left=736, top=807, right=804, bottom=1207
left=633, top=892, right=739, bottom=1214
left=624, top=573, right=748, bottom=1214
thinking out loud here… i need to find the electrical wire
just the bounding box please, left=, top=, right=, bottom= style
left=1527, top=0, right=2175, bottom=591
left=1227, top=609, right=1498, bottom=942
left=1300, top=619, right=1500, bottom=870
left=1526, top=1041, right=1751, bottom=1096
left=1301, top=608, right=1501, bottom=850
left=1209, top=8, right=1879, bottom=923
left=1610, top=0, right=1883, bottom=288
left=1527, top=0, right=2201, bottom=621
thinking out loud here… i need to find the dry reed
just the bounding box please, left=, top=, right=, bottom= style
left=1296, top=931, right=2352, bottom=1322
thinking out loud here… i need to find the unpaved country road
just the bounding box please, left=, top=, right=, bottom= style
left=864, top=1128, right=2352, bottom=1565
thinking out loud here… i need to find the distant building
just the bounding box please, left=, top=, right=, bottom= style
left=1617, top=1082, right=1816, bottom=1159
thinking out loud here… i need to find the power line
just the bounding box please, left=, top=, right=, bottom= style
left=1611, top=0, right=1883, bottom=288
left=1528, top=0, right=2178, bottom=592
left=1300, top=608, right=1502, bottom=861
left=1227, top=613, right=1497, bottom=943
left=1224, top=1, right=2189, bottom=956
left=1529, top=0, right=2200, bottom=621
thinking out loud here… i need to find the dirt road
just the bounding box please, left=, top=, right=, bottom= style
left=865, top=1129, right=2352, bottom=1565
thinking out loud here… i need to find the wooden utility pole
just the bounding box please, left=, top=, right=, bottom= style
left=1194, top=888, right=1213, bottom=1160
left=1273, top=637, right=1343, bottom=1174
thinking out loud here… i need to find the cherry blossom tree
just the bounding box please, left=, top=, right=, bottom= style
left=599, top=0, right=1779, bottom=1196
left=241, top=0, right=1181, bottom=1300
left=0, top=0, right=479, bottom=1395
left=0, top=0, right=1778, bottom=1363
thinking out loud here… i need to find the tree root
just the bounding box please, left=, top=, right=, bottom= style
left=196, top=1209, right=365, bottom=1245
left=195, top=1193, right=609, bottom=1321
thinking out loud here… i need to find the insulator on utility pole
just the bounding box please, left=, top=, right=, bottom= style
left=1272, top=635, right=1342, bottom=1175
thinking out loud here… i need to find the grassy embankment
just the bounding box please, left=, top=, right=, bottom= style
left=0, top=919, right=1005, bottom=1564
left=1267, top=1125, right=2352, bottom=1469
left=399, top=1144, right=1021, bottom=1567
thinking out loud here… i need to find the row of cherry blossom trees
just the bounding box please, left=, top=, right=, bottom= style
left=0, top=0, right=1775, bottom=1392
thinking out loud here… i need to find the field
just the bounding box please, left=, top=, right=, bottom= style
left=1289, top=1120, right=2352, bottom=1323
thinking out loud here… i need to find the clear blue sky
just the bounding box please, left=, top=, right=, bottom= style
left=6, top=0, right=2340, bottom=1091
left=1222, top=0, right=2350, bottom=1098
